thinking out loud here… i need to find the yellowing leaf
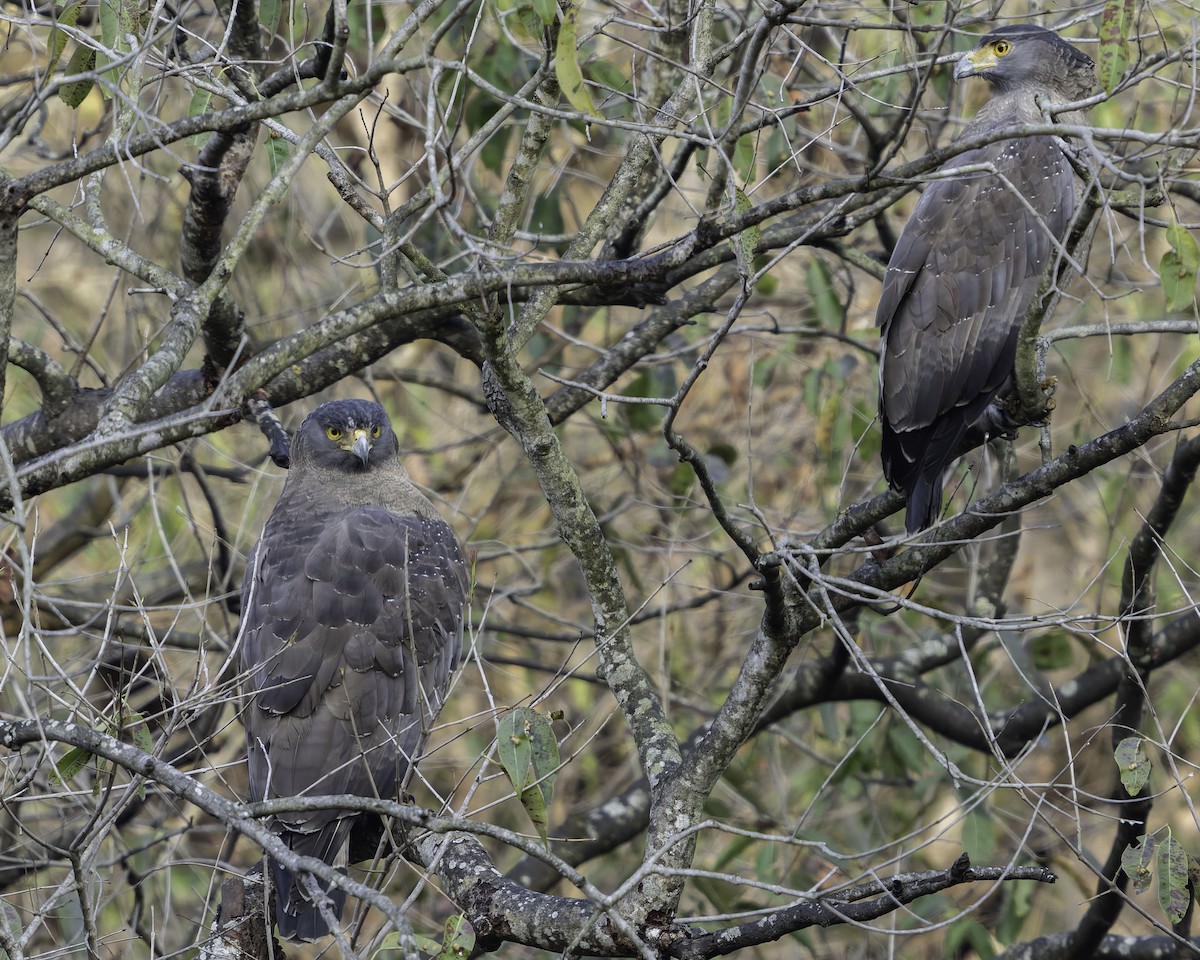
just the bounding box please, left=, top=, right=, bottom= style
left=1113, top=736, right=1151, bottom=796
left=1158, top=835, right=1189, bottom=923
left=555, top=3, right=595, bottom=116
left=1098, top=0, right=1134, bottom=94
left=732, top=188, right=760, bottom=280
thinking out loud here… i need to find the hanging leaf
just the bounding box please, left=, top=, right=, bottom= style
left=97, top=0, right=118, bottom=65
left=496, top=707, right=532, bottom=796
left=733, top=135, right=755, bottom=184
left=515, top=5, right=543, bottom=42
left=555, top=3, right=596, bottom=116
left=531, top=0, right=556, bottom=26
left=498, top=709, right=559, bottom=847
left=52, top=745, right=94, bottom=785
left=1160, top=216, right=1199, bottom=312
left=58, top=43, right=97, bottom=107
left=259, top=0, right=282, bottom=40
left=1158, top=835, right=1189, bottom=923
left=187, top=85, right=214, bottom=147
left=46, top=1, right=84, bottom=78
left=1120, top=835, right=1155, bottom=893
left=127, top=710, right=154, bottom=754
left=1113, top=736, right=1151, bottom=796
left=1097, top=0, right=1134, bottom=94
left=266, top=131, right=290, bottom=177
left=732, top=188, right=760, bottom=281
left=519, top=783, right=550, bottom=846
left=95, top=0, right=138, bottom=99
left=527, top=710, right=560, bottom=811
left=804, top=258, right=842, bottom=327
left=440, top=913, right=474, bottom=959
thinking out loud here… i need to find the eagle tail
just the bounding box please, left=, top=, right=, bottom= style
left=269, top=826, right=350, bottom=941
left=882, top=427, right=949, bottom=533
left=904, top=469, right=945, bottom=533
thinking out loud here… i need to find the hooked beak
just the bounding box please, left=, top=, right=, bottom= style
left=953, top=47, right=992, bottom=81
left=350, top=429, right=371, bottom=465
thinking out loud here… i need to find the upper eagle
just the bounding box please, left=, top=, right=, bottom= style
left=877, top=24, right=1095, bottom=532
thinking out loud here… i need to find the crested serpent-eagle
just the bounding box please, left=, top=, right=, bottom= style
left=239, top=399, right=468, bottom=940
left=877, top=24, right=1095, bottom=532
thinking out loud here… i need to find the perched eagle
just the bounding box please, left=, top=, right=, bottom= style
left=877, top=25, right=1095, bottom=532
left=240, top=399, right=468, bottom=939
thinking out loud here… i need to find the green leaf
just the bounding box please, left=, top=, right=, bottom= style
left=46, top=1, right=84, bottom=78
left=1114, top=736, right=1151, bottom=796
left=440, top=913, right=474, bottom=959
left=405, top=933, right=438, bottom=955
left=58, top=43, right=96, bottom=107
left=1158, top=835, right=1189, bottom=923
left=1097, top=0, right=1134, bottom=93
left=668, top=462, right=693, bottom=498
left=531, top=0, right=556, bottom=26
left=529, top=187, right=566, bottom=248
left=1027, top=630, right=1074, bottom=670
left=1161, top=216, right=1199, bottom=312
left=752, top=254, right=778, bottom=295
left=519, top=783, right=550, bottom=846
left=186, top=85, right=214, bottom=146
left=52, top=746, right=93, bottom=785
left=944, top=919, right=996, bottom=960
left=555, top=3, right=596, bottom=116
left=962, top=807, right=996, bottom=862
left=732, top=188, right=760, bottom=280
left=804, top=258, right=841, bottom=327
left=496, top=707, right=531, bottom=796
left=733, top=135, right=755, bottom=184
left=127, top=710, right=154, bottom=754
left=527, top=710, right=559, bottom=812
left=266, top=132, right=290, bottom=177
left=96, top=0, right=137, bottom=98
left=259, top=0, right=282, bottom=40
left=619, top=370, right=661, bottom=432
left=765, top=124, right=791, bottom=175
left=97, top=0, right=118, bottom=66
left=995, top=878, right=1035, bottom=944
left=480, top=124, right=513, bottom=177
left=587, top=59, right=626, bottom=97
left=515, top=5, right=543, bottom=42
left=499, top=710, right=557, bottom=847
left=1121, top=835, right=1155, bottom=893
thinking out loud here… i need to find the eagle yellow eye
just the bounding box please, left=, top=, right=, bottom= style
left=326, top=427, right=343, bottom=440
left=371, top=425, right=382, bottom=439
left=993, top=39, right=1011, bottom=56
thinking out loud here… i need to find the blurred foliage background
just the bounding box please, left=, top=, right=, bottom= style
left=2, top=0, right=1200, bottom=956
